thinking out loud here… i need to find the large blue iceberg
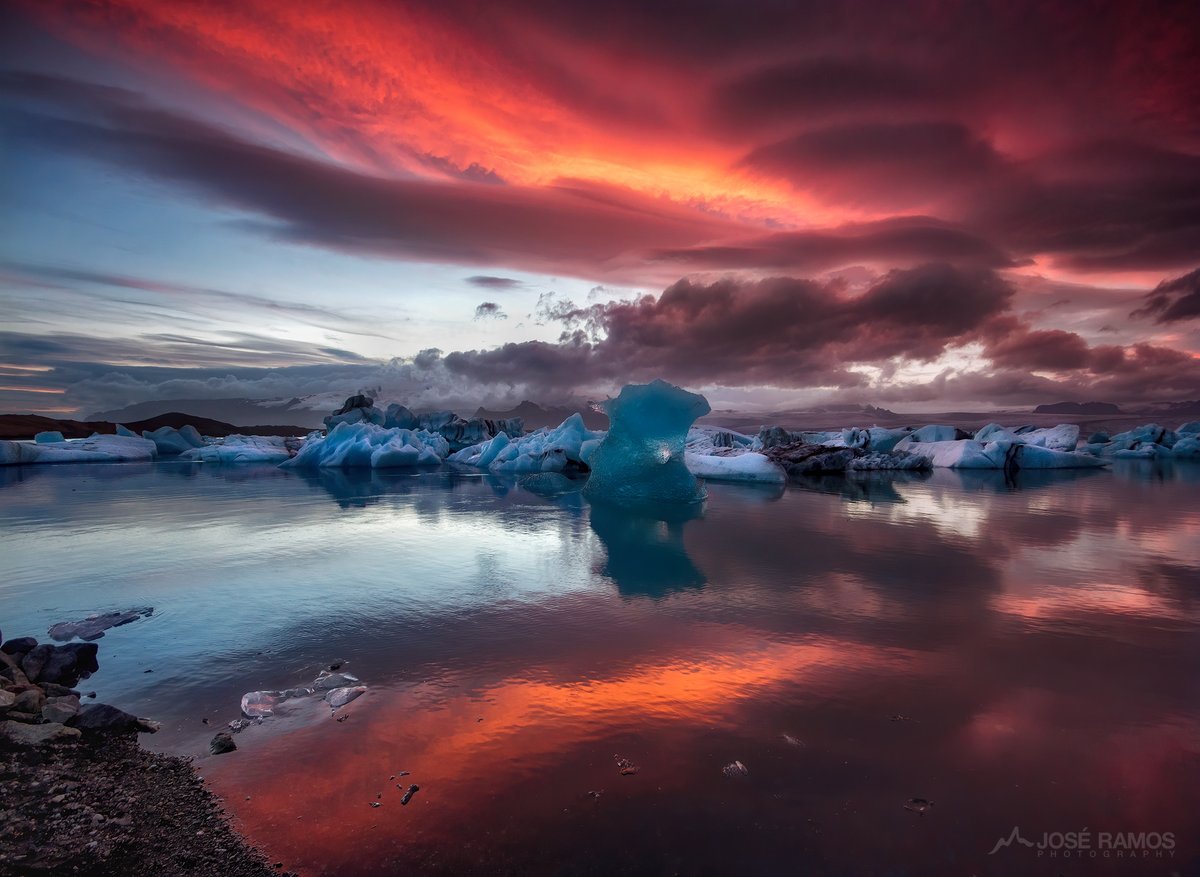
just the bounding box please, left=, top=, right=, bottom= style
left=583, top=380, right=711, bottom=505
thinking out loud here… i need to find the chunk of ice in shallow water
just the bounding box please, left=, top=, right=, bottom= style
left=722, top=760, right=749, bottom=778
left=240, top=690, right=284, bottom=718
left=325, top=686, right=367, bottom=708
left=584, top=380, right=710, bottom=505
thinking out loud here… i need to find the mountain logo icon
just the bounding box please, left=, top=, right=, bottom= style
left=989, top=826, right=1036, bottom=855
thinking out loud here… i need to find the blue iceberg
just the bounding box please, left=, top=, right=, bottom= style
left=583, top=380, right=710, bottom=505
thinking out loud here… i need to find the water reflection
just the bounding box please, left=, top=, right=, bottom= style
left=0, top=461, right=1197, bottom=874
left=589, top=499, right=707, bottom=596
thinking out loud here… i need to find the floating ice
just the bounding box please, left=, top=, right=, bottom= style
left=0, top=434, right=157, bottom=466
left=325, top=686, right=367, bottom=708
left=34, top=431, right=65, bottom=444
left=684, top=450, right=786, bottom=484
left=1079, top=421, right=1200, bottom=459
left=179, top=434, right=293, bottom=464
left=449, top=413, right=603, bottom=474
left=1172, top=436, right=1200, bottom=458
left=898, top=439, right=1105, bottom=469
left=584, top=380, right=710, bottom=505
left=282, top=422, right=448, bottom=469
left=141, top=425, right=207, bottom=455
left=973, top=422, right=1079, bottom=451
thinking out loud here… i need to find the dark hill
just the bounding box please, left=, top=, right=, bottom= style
left=0, top=412, right=311, bottom=441
left=1033, top=401, right=1122, bottom=415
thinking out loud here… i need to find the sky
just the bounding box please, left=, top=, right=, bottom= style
left=1, top=0, right=1198, bottom=417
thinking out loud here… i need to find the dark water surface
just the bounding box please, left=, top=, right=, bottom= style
left=2, top=461, right=1198, bottom=875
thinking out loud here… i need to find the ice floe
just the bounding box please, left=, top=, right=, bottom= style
left=281, top=422, right=448, bottom=469
left=449, top=413, right=603, bottom=474
left=178, top=434, right=294, bottom=465
left=0, top=434, right=157, bottom=465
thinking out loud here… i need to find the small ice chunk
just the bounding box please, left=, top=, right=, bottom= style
left=326, top=686, right=367, bottom=708
left=240, top=690, right=285, bottom=718
left=34, top=431, right=66, bottom=444
left=722, top=760, right=749, bottom=778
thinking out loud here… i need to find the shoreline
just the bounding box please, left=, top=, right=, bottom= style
left=0, top=733, right=286, bottom=876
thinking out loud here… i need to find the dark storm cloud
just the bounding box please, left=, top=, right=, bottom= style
left=1131, top=267, right=1200, bottom=323
left=473, top=301, right=507, bottom=320
left=466, top=276, right=524, bottom=289
left=0, top=71, right=741, bottom=281
left=739, top=122, right=1002, bottom=208
left=709, top=57, right=945, bottom=132
left=443, top=264, right=1014, bottom=389
left=652, top=218, right=1017, bottom=273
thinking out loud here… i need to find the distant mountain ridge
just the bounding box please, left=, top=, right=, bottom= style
left=90, top=397, right=323, bottom=428
left=0, top=413, right=311, bottom=441
left=473, top=400, right=608, bottom=430
left=1033, top=401, right=1123, bottom=415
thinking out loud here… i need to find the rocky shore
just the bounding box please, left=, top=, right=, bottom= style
left=0, top=629, right=285, bottom=876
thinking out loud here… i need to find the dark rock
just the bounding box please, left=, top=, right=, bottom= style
left=13, top=688, right=46, bottom=716
left=48, top=607, right=154, bottom=642
left=42, top=683, right=80, bottom=698
left=332, top=394, right=373, bottom=415
left=70, top=703, right=147, bottom=735
left=1, top=720, right=82, bottom=745
left=764, top=442, right=860, bottom=476
left=209, top=733, right=237, bottom=755
left=1, top=636, right=38, bottom=656
left=400, top=784, right=419, bottom=805
left=904, top=797, right=934, bottom=814
left=38, top=642, right=100, bottom=687
left=21, top=643, right=55, bottom=682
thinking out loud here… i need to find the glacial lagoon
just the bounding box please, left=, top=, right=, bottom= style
left=1, top=460, right=1197, bottom=875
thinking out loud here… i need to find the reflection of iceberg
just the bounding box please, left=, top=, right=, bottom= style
left=584, top=380, right=710, bottom=505
left=792, top=470, right=931, bottom=504
left=940, top=466, right=1105, bottom=493
left=589, top=499, right=705, bottom=596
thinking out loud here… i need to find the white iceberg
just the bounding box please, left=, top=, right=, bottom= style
left=449, top=413, right=602, bottom=474
left=0, top=434, right=158, bottom=466
left=179, top=434, right=293, bottom=464
left=684, top=450, right=786, bottom=484
left=1171, top=436, right=1200, bottom=458
left=141, top=425, right=206, bottom=455
left=974, top=422, right=1079, bottom=451
left=281, top=422, right=447, bottom=469
left=899, top=439, right=1106, bottom=469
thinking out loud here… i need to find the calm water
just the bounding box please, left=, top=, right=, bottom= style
left=2, top=461, right=1198, bottom=875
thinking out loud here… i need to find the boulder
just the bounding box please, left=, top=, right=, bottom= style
left=70, top=703, right=157, bottom=734
left=1, top=637, right=38, bottom=656
left=20, top=643, right=55, bottom=682
left=42, top=695, right=80, bottom=724
left=0, top=720, right=81, bottom=746
left=209, top=732, right=237, bottom=754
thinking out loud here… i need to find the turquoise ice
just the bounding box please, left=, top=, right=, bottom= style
left=583, top=380, right=710, bottom=505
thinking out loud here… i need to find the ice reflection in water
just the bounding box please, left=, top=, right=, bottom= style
left=1, top=460, right=1198, bottom=875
